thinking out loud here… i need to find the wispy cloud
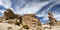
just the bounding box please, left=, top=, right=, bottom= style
left=13, top=1, right=50, bottom=15
left=0, top=0, right=12, bottom=8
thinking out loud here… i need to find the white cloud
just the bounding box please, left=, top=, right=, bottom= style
left=0, top=0, right=12, bottom=9
left=14, top=1, right=50, bottom=15
left=0, top=10, right=5, bottom=13
left=53, top=14, right=60, bottom=21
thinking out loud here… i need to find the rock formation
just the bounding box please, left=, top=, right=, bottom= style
left=48, top=12, right=57, bottom=26
left=0, top=9, right=44, bottom=30
left=3, top=9, right=22, bottom=19
left=3, top=9, right=15, bottom=20
left=23, top=14, right=35, bottom=17
left=22, top=14, right=43, bottom=30
left=1, top=8, right=60, bottom=30
left=14, top=14, right=22, bottom=24
left=0, top=9, right=22, bottom=26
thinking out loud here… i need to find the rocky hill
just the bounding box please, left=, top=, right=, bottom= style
left=0, top=9, right=60, bottom=30
left=0, top=9, right=43, bottom=30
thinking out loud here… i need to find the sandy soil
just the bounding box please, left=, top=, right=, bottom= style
left=0, top=23, right=60, bottom=30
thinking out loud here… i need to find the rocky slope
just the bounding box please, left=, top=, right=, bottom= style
left=0, top=9, right=60, bottom=30
left=0, top=9, right=43, bottom=30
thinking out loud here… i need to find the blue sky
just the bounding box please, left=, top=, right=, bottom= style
left=0, top=0, right=60, bottom=24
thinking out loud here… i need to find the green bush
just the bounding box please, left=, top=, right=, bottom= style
left=22, top=25, right=29, bottom=29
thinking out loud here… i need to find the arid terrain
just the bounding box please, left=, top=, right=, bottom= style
left=0, top=9, right=60, bottom=30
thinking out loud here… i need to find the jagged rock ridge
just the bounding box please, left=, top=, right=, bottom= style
left=0, top=9, right=43, bottom=30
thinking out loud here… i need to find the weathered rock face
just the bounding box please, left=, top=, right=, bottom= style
left=23, top=14, right=35, bottom=17
left=3, top=9, right=15, bottom=20
left=48, top=12, right=57, bottom=25
left=14, top=14, right=22, bottom=19
left=14, top=14, right=22, bottom=25
left=0, top=9, right=44, bottom=30
left=0, top=9, right=22, bottom=26
left=22, top=14, right=42, bottom=30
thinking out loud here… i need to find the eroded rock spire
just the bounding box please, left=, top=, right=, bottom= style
left=48, top=11, right=57, bottom=25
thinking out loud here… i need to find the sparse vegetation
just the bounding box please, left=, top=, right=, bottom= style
left=22, top=25, right=29, bottom=29
left=15, top=21, right=20, bottom=26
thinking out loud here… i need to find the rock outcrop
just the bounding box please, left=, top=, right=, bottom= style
left=1, top=8, right=60, bottom=30
left=48, top=12, right=57, bottom=26
left=22, top=14, right=42, bottom=30
left=4, top=9, right=15, bottom=19
left=0, top=9, right=43, bottom=30
left=0, top=9, right=22, bottom=26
